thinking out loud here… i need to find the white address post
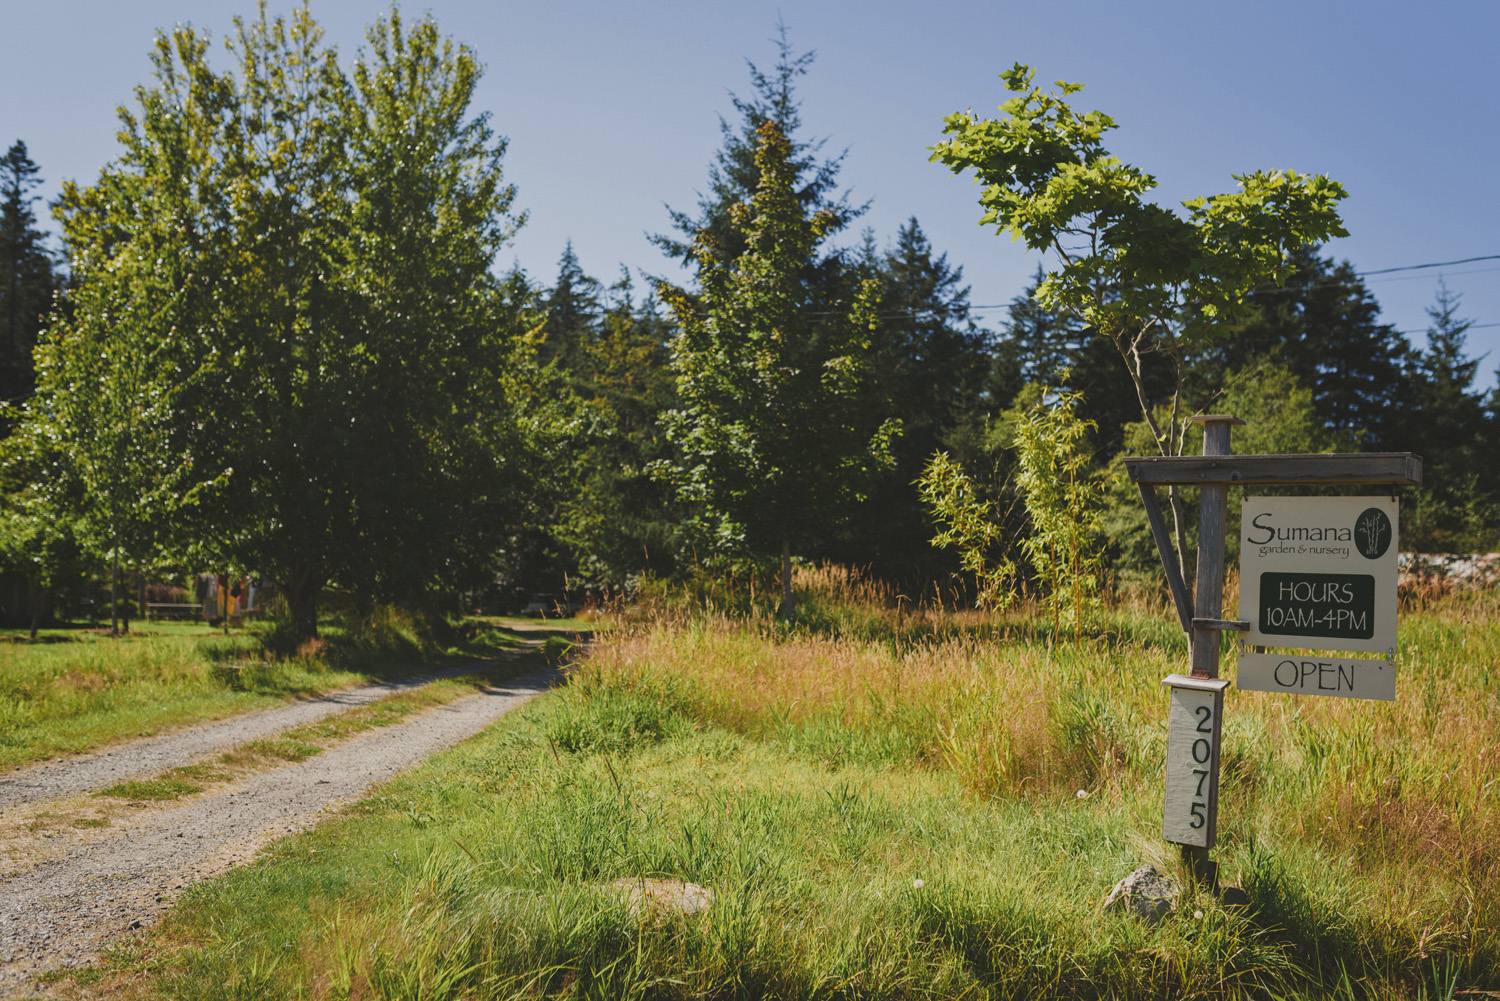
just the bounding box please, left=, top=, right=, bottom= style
left=1161, top=674, right=1230, bottom=847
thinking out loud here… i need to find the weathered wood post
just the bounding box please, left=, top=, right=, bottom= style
left=1190, top=416, right=1241, bottom=678
left=1173, top=415, right=1241, bottom=887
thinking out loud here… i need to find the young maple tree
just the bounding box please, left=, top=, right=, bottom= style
left=932, top=64, right=1348, bottom=580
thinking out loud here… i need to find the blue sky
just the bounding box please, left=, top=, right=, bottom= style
left=4, top=0, right=1497, bottom=389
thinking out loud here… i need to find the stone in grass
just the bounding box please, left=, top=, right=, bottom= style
left=610, top=877, right=713, bottom=918
left=1102, top=864, right=1178, bottom=925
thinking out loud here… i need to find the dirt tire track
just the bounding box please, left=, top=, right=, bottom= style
left=0, top=666, right=558, bottom=996
left=0, top=652, right=537, bottom=809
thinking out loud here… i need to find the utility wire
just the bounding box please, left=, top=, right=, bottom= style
left=683, top=253, right=1500, bottom=321
left=1357, top=254, right=1500, bottom=277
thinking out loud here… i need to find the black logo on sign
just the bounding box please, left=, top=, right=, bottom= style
left=1354, top=507, right=1391, bottom=559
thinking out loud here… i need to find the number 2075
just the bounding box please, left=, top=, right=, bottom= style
left=1163, top=688, right=1220, bottom=848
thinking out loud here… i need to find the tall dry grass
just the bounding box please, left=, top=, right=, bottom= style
left=584, top=564, right=1500, bottom=976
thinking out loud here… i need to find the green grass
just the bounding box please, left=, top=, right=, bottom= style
left=0, top=611, right=527, bottom=771
left=64, top=580, right=1499, bottom=1000
left=483, top=614, right=601, bottom=634
left=96, top=778, right=205, bottom=801
left=84, top=671, right=537, bottom=806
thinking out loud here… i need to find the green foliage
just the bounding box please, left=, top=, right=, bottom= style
left=1402, top=284, right=1495, bottom=551
left=0, top=140, right=59, bottom=408
left=917, top=452, right=1016, bottom=610
left=654, top=22, right=860, bottom=270
left=38, top=4, right=537, bottom=638
left=0, top=422, right=87, bottom=634
left=555, top=269, right=682, bottom=590
left=1217, top=358, right=1339, bottom=457
left=657, top=121, right=901, bottom=597
left=1197, top=245, right=1413, bottom=446
left=844, top=219, right=994, bottom=583
left=932, top=63, right=1348, bottom=465
left=1009, top=389, right=1104, bottom=631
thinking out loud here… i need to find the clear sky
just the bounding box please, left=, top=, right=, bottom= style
left=4, top=0, right=1497, bottom=390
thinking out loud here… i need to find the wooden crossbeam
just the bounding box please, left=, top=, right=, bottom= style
left=1124, top=452, right=1422, bottom=486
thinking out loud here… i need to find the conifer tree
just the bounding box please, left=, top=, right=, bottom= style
left=658, top=121, right=899, bottom=615
left=559, top=271, right=680, bottom=588
left=0, top=141, right=59, bottom=408
left=1403, top=283, right=1490, bottom=549
left=540, top=241, right=601, bottom=374
left=838, top=218, right=990, bottom=580
left=1203, top=246, right=1412, bottom=446
left=654, top=22, right=862, bottom=269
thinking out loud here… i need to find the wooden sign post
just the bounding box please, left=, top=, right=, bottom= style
left=1124, top=422, right=1421, bottom=888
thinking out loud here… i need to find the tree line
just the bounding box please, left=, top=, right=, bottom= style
left=1, top=10, right=1496, bottom=638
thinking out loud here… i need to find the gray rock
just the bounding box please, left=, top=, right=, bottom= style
left=1103, top=864, right=1177, bottom=924
left=610, top=878, right=713, bottom=917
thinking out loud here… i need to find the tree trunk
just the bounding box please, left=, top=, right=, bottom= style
left=285, top=567, right=324, bottom=642
left=777, top=536, right=794, bottom=619
left=1168, top=485, right=1194, bottom=595
left=26, top=573, right=39, bottom=641
left=110, top=544, right=119, bottom=637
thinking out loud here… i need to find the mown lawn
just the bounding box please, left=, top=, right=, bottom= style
left=61, top=572, right=1499, bottom=999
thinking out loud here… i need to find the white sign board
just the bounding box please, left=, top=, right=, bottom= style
left=1161, top=676, right=1227, bottom=848
left=1236, top=652, right=1397, bottom=701
left=1239, top=495, right=1398, bottom=655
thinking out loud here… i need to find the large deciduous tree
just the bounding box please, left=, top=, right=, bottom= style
left=658, top=121, right=900, bottom=615
left=40, top=3, right=530, bottom=639
left=932, top=63, right=1348, bottom=580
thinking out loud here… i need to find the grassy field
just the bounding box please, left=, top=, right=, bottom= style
left=51, top=571, right=1500, bottom=999
left=0, top=609, right=539, bottom=771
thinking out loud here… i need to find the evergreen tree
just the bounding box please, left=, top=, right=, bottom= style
left=1403, top=283, right=1491, bottom=550
left=1004, top=264, right=1080, bottom=390
left=540, top=241, right=601, bottom=373
left=0, top=141, right=59, bottom=407
left=558, top=270, right=680, bottom=589
left=995, top=268, right=1171, bottom=453
left=1202, top=246, right=1412, bottom=446
left=658, top=121, right=899, bottom=614
left=654, top=22, right=862, bottom=269
left=832, top=218, right=989, bottom=581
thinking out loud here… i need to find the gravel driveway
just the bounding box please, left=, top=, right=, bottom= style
left=0, top=658, right=516, bottom=810
left=0, top=664, right=558, bottom=996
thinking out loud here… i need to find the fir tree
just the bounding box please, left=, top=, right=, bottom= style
left=834, top=218, right=990, bottom=580
left=1204, top=246, right=1412, bottom=446
left=1404, top=283, right=1490, bottom=549
left=0, top=141, right=59, bottom=407
left=658, top=121, right=899, bottom=615
left=654, top=22, right=863, bottom=269
left=540, top=241, right=601, bottom=374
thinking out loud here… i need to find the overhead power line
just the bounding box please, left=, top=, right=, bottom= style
left=950, top=252, right=1500, bottom=313
left=1357, top=255, right=1500, bottom=277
